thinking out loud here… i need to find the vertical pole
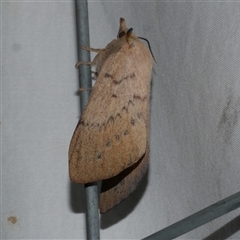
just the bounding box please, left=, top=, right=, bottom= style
left=75, top=1, right=100, bottom=239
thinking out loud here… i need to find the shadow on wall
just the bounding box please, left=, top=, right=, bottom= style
left=203, top=215, right=240, bottom=240
left=69, top=181, right=86, bottom=213
left=218, top=92, right=240, bottom=146
left=68, top=169, right=149, bottom=228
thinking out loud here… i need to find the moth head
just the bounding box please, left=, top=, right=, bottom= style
left=117, top=17, right=137, bottom=41
left=117, top=18, right=156, bottom=61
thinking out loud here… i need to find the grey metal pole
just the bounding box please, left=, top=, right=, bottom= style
left=75, top=1, right=100, bottom=239
left=143, top=191, right=240, bottom=240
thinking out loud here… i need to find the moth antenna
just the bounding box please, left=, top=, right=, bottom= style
left=138, top=37, right=156, bottom=62
left=124, top=27, right=133, bottom=44
left=127, top=28, right=133, bottom=36
left=125, top=27, right=133, bottom=43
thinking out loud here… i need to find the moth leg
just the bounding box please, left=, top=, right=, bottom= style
left=82, top=46, right=103, bottom=53
left=78, top=87, right=92, bottom=92
left=77, top=70, right=96, bottom=91
left=75, top=61, right=92, bottom=69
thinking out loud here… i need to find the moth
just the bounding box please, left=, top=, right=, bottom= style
left=69, top=18, right=153, bottom=213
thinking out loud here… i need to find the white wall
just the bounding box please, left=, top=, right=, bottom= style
left=2, top=1, right=240, bottom=239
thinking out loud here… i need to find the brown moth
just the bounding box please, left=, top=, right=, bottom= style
left=69, top=18, right=153, bottom=213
